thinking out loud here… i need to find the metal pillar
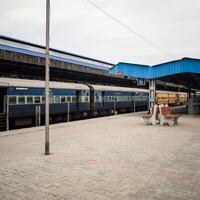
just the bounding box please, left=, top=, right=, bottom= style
left=67, top=102, right=70, bottom=123
left=149, top=79, right=156, bottom=108
left=45, top=0, right=50, bottom=155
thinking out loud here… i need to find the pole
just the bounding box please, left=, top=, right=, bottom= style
left=45, top=0, right=50, bottom=155
left=67, top=102, right=70, bottom=123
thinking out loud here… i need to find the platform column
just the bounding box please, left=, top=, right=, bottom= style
left=149, top=79, right=156, bottom=108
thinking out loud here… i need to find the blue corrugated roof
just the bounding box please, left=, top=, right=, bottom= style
left=109, top=58, right=200, bottom=79
left=109, top=63, right=149, bottom=78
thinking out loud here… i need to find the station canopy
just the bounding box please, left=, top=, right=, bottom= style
left=109, top=58, right=200, bottom=90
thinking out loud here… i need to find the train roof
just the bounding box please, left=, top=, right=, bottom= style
left=0, top=78, right=90, bottom=90
left=156, top=90, right=187, bottom=95
left=90, top=84, right=149, bottom=93
left=90, top=85, right=187, bottom=94
left=0, top=78, right=187, bottom=94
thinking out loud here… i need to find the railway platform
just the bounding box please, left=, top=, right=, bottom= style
left=0, top=113, right=200, bottom=200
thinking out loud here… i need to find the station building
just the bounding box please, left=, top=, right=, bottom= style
left=109, top=58, right=200, bottom=114
left=0, top=35, right=149, bottom=88
left=0, top=35, right=200, bottom=132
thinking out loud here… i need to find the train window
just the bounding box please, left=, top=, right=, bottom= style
left=9, top=96, right=16, bottom=105
left=55, top=96, right=60, bottom=103
left=34, top=96, right=41, bottom=104
left=18, top=96, right=25, bottom=104
left=85, top=97, right=89, bottom=102
left=95, top=92, right=101, bottom=96
left=61, top=96, right=65, bottom=103
left=109, top=97, right=112, bottom=101
left=72, top=96, right=76, bottom=103
left=86, top=91, right=89, bottom=96
left=27, top=96, right=33, bottom=104
left=49, top=96, right=54, bottom=103
left=66, top=96, right=71, bottom=102
left=42, top=96, right=45, bottom=103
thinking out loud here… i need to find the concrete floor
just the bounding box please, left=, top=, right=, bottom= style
left=0, top=113, right=200, bottom=200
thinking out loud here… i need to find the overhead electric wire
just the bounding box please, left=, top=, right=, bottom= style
left=85, top=0, right=176, bottom=59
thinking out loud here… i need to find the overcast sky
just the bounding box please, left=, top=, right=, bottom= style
left=0, top=0, right=200, bottom=65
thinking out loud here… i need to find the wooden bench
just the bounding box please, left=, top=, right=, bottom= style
left=160, top=106, right=179, bottom=126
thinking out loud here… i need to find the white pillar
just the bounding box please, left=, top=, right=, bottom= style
left=149, top=79, right=156, bottom=108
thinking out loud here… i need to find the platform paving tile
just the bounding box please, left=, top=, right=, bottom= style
left=0, top=113, right=200, bottom=200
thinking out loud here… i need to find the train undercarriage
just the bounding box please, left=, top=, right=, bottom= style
left=6, top=104, right=148, bottom=131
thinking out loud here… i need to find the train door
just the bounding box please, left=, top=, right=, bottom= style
left=76, top=90, right=81, bottom=110
left=0, top=88, right=6, bottom=113
left=101, top=91, right=105, bottom=107
left=35, top=105, right=41, bottom=126
left=0, top=88, right=7, bottom=131
left=89, top=89, right=95, bottom=111
left=131, top=92, right=135, bottom=112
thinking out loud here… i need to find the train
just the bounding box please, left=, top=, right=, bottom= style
left=156, top=91, right=187, bottom=106
left=0, top=77, right=187, bottom=131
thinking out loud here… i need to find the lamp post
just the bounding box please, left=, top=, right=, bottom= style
left=45, top=0, right=50, bottom=155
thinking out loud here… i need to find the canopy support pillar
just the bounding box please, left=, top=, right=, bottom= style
left=149, top=79, right=156, bottom=108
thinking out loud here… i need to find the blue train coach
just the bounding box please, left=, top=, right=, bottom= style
left=0, top=78, right=90, bottom=130
left=89, top=85, right=149, bottom=115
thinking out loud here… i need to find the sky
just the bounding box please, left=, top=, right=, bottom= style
left=0, top=0, right=200, bottom=65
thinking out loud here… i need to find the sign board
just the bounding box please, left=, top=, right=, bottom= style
left=116, top=72, right=123, bottom=77
left=137, top=78, right=145, bottom=86
left=16, top=87, right=28, bottom=91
